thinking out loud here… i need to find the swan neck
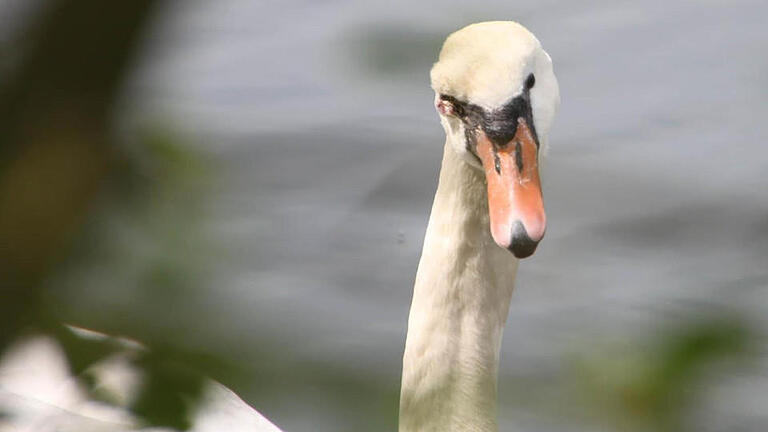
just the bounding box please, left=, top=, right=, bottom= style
left=399, top=142, right=519, bottom=432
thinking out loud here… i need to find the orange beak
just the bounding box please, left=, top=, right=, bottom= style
left=476, top=118, right=546, bottom=258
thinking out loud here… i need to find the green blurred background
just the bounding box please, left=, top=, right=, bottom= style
left=1, top=0, right=766, bottom=431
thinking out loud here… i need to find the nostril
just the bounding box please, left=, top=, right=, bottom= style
left=508, top=221, right=539, bottom=258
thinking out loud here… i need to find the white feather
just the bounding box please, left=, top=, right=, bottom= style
left=400, top=21, right=559, bottom=432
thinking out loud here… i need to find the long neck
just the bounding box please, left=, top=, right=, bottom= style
left=399, top=142, right=519, bottom=432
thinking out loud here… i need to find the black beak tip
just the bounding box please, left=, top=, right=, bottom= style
left=508, top=221, right=540, bottom=259
left=509, top=242, right=538, bottom=259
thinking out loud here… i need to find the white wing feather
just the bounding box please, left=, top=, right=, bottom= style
left=0, top=335, right=282, bottom=432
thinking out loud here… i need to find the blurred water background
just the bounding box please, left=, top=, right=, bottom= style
left=1, top=0, right=767, bottom=431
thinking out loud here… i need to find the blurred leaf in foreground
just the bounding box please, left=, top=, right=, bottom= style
left=0, top=0, right=224, bottom=429
left=0, top=0, right=161, bottom=349
left=570, top=315, right=755, bottom=432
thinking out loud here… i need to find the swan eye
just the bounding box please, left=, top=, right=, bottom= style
left=437, top=98, right=455, bottom=116
left=525, top=73, right=535, bottom=90
left=437, top=95, right=466, bottom=118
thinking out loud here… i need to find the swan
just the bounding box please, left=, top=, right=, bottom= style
left=399, top=21, right=559, bottom=432
left=0, top=21, right=558, bottom=432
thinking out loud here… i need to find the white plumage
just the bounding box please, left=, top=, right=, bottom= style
left=400, top=21, right=559, bottom=431
left=0, top=331, right=281, bottom=432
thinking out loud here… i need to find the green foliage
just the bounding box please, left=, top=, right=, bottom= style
left=45, top=125, right=215, bottom=429
left=0, top=0, right=161, bottom=349
left=0, top=0, right=220, bottom=428
left=130, top=351, right=207, bottom=430
left=569, top=315, right=755, bottom=432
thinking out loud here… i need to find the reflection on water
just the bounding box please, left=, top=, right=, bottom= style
left=77, top=0, right=768, bottom=430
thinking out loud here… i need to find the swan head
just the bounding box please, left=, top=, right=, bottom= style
left=431, top=21, right=560, bottom=258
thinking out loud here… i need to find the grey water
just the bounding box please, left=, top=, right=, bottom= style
left=110, top=0, right=768, bottom=430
